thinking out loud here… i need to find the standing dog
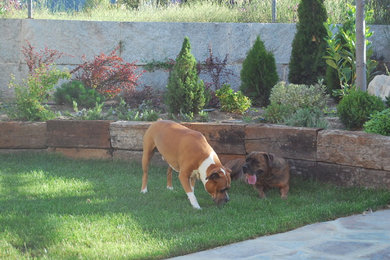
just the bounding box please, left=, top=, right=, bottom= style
left=225, top=151, right=290, bottom=199
left=141, top=120, right=231, bottom=209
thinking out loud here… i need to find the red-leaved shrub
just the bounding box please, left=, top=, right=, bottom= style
left=71, top=47, right=143, bottom=98
left=22, top=41, right=66, bottom=74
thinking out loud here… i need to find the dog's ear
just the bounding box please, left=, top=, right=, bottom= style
left=206, top=172, right=220, bottom=180
left=263, top=153, right=274, bottom=167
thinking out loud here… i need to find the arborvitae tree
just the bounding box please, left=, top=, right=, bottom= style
left=240, top=36, right=278, bottom=107
left=165, top=37, right=205, bottom=115
left=288, top=0, right=328, bottom=84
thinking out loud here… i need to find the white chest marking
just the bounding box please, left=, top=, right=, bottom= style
left=197, top=151, right=217, bottom=186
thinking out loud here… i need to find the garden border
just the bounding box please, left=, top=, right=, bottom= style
left=1, top=120, right=389, bottom=189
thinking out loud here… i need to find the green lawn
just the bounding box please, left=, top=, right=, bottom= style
left=1, top=152, right=389, bottom=259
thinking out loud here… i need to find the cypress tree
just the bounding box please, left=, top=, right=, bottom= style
left=165, top=37, right=205, bottom=115
left=240, top=36, right=278, bottom=107
left=288, top=0, right=328, bottom=84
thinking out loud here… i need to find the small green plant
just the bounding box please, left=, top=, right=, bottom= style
left=165, top=37, right=206, bottom=115
left=363, top=108, right=390, bottom=136
left=54, top=80, right=105, bottom=108
left=72, top=101, right=106, bottom=120
left=197, top=111, right=209, bottom=122
left=7, top=65, right=70, bottom=121
left=240, top=36, right=278, bottom=106
left=108, top=98, right=160, bottom=121
left=215, top=84, right=251, bottom=114
left=284, top=107, right=328, bottom=128
left=263, top=103, right=293, bottom=124
left=337, top=90, right=385, bottom=130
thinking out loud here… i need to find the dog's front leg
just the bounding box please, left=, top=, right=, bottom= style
left=179, top=172, right=201, bottom=210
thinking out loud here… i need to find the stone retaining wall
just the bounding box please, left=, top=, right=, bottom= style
left=1, top=120, right=389, bottom=189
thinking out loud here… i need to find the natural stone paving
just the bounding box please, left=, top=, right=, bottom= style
left=169, top=209, right=390, bottom=259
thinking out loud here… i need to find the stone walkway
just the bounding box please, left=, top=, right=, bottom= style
left=170, top=209, right=390, bottom=259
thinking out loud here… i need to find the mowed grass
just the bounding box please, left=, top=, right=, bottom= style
left=0, top=152, right=389, bottom=259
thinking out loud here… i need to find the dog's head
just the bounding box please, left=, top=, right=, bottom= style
left=205, top=166, right=231, bottom=206
left=242, top=152, right=274, bottom=184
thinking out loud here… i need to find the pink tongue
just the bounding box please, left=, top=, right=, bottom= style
left=246, top=174, right=257, bottom=185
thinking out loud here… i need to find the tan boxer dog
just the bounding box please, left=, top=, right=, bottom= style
left=225, top=151, right=289, bottom=199
left=141, top=120, right=231, bottom=209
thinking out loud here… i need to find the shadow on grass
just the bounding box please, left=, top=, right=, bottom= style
left=1, top=152, right=389, bottom=259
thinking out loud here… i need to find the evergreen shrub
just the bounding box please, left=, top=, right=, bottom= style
left=337, top=90, right=385, bottom=130
left=363, top=108, right=390, bottom=136
left=288, top=0, right=328, bottom=84
left=240, top=36, right=278, bottom=106
left=54, top=80, right=105, bottom=108
left=165, top=37, right=205, bottom=115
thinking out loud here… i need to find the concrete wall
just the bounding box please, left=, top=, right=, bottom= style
left=1, top=19, right=390, bottom=100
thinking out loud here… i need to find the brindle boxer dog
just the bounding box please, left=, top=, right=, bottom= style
left=225, top=151, right=290, bottom=199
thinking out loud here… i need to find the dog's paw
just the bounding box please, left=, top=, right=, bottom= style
left=140, top=188, right=148, bottom=193
left=167, top=186, right=173, bottom=190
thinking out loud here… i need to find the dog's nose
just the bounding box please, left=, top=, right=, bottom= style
left=242, top=165, right=248, bottom=173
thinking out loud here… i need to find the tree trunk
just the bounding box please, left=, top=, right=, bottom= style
left=356, top=0, right=366, bottom=91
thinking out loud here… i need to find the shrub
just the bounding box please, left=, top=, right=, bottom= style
left=8, top=65, right=70, bottom=121
left=240, top=36, right=278, bottom=106
left=288, top=0, right=328, bottom=85
left=269, top=81, right=329, bottom=111
left=165, top=37, right=205, bottom=115
left=215, top=84, right=251, bottom=114
left=363, top=108, right=390, bottom=136
left=54, top=80, right=105, bottom=108
left=337, top=90, right=385, bottom=130
left=263, top=103, right=293, bottom=124
left=22, top=41, right=65, bottom=75
left=284, top=107, right=328, bottom=128
left=122, top=86, right=163, bottom=110
left=71, top=47, right=142, bottom=98
left=264, top=80, right=329, bottom=124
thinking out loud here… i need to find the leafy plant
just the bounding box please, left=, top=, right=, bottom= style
left=288, top=0, right=328, bottom=85
left=109, top=98, right=160, bottom=121
left=284, top=107, right=328, bottom=128
left=269, top=80, right=329, bottom=112
left=165, top=37, right=206, bottom=115
left=215, top=84, right=251, bottom=114
left=72, top=101, right=106, bottom=120
left=7, top=65, right=70, bottom=121
left=264, top=80, right=329, bottom=124
left=240, top=36, right=278, bottom=106
left=337, top=90, right=385, bottom=130
left=363, top=108, right=390, bottom=136
left=54, top=80, right=105, bottom=108
left=71, top=46, right=143, bottom=98
left=367, top=0, right=390, bottom=25
left=198, top=45, right=235, bottom=91
left=324, top=4, right=376, bottom=98
left=263, top=103, right=294, bottom=124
